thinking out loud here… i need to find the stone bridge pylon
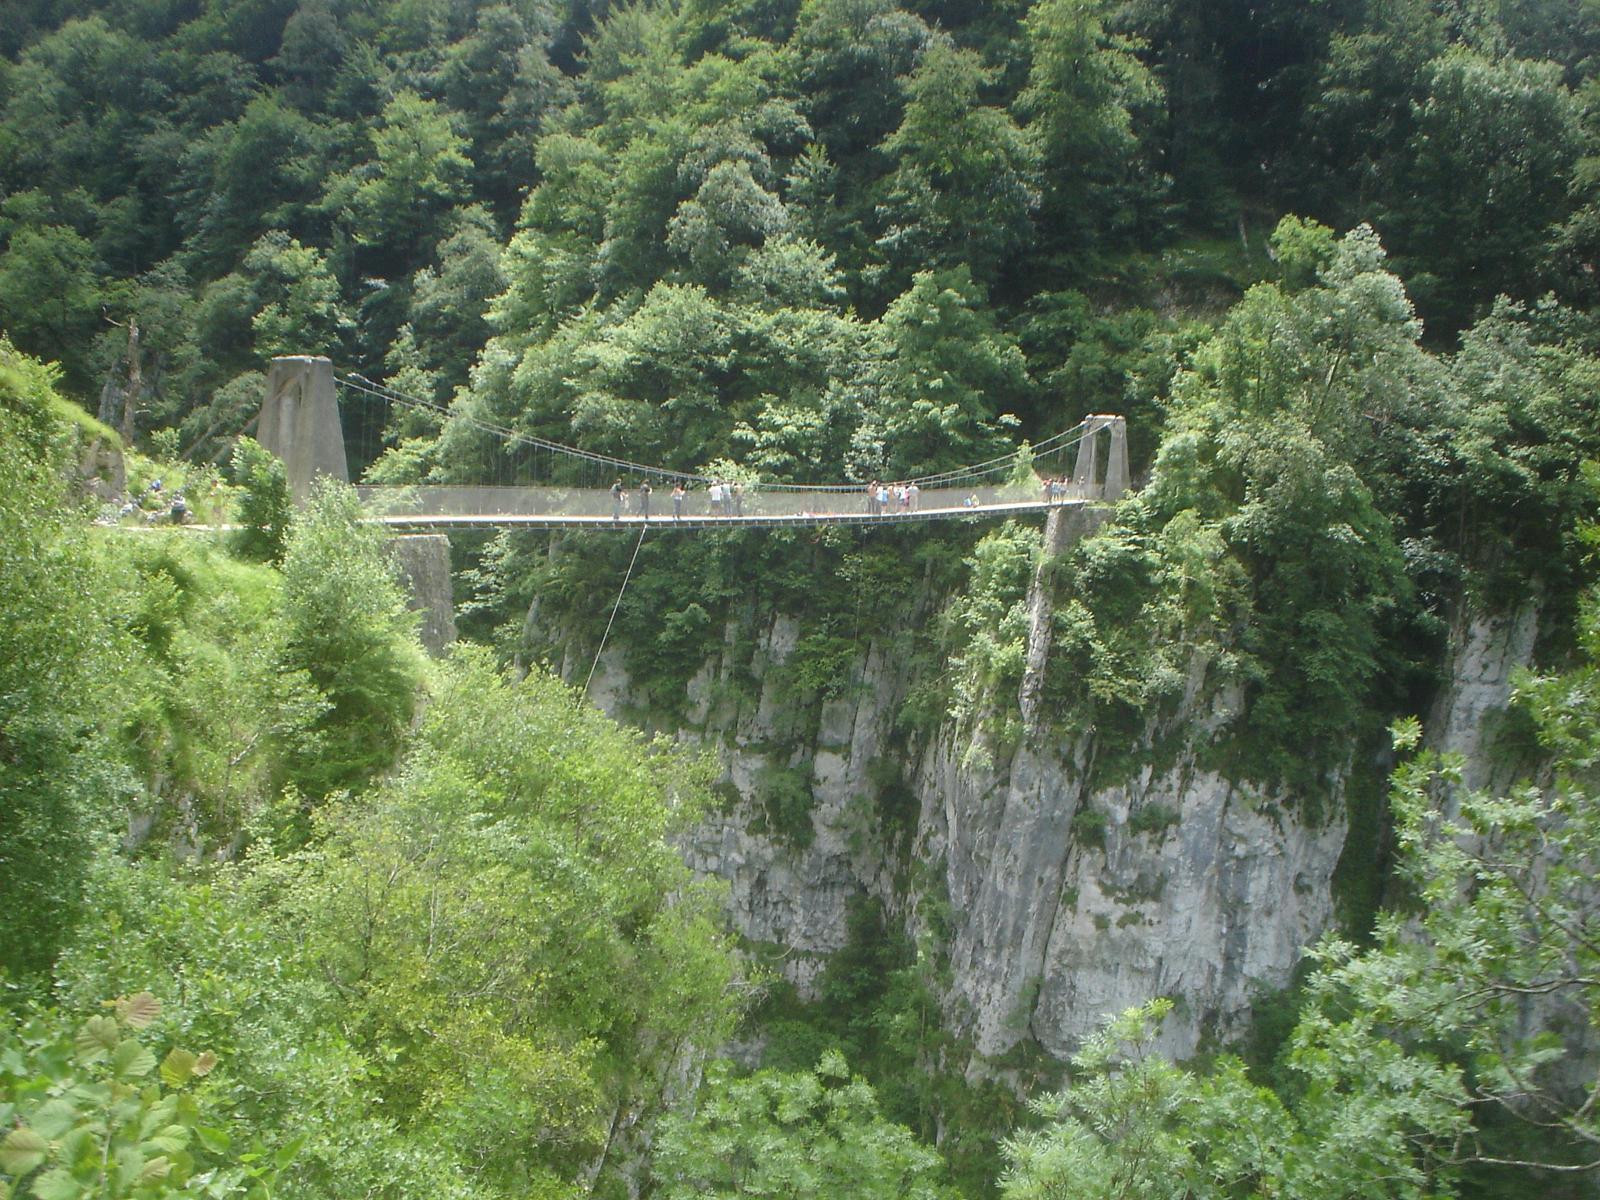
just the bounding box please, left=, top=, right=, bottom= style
left=1074, top=413, right=1130, bottom=501
left=259, top=355, right=348, bottom=503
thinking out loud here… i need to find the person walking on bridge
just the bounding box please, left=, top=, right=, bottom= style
left=611, top=478, right=624, bottom=520
left=672, top=482, right=685, bottom=519
left=639, top=479, right=652, bottom=519
left=732, top=482, right=745, bottom=517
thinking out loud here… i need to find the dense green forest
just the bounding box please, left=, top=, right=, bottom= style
left=8, top=0, right=1600, bottom=1196
left=5, top=0, right=1600, bottom=466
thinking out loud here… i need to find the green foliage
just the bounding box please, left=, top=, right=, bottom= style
left=668, top=160, right=791, bottom=289
left=494, top=521, right=961, bottom=724
left=335, top=90, right=472, bottom=259
left=242, top=232, right=352, bottom=360
left=968, top=219, right=1591, bottom=813
left=0, top=341, right=126, bottom=986
left=1388, top=49, right=1582, bottom=332
left=1001, top=508, right=1600, bottom=1196
left=0, top=333, right=743, bottom=1200
left=226, top=437, right=289, bottom=563
left=790, top=0, right=929, bottom=165
left=4, top=7, right=1600, bottom=1198
left=0, top=0, right=1589, bottom=419
left=116, top=534, right=322, bottom=850
left=275, top=480, right=423, bottom=803
left=1015, top=229, right=1423, bottom=797
left=653, top=1054, right=957, bottom=1200
left=876, top=38, right=1036, bottom=288
left=0, top=224, right=104, bottom=391
left=999, top=997, right=1468, bottom=1200
left=850, top=268, right=1028, bottom=481
left=1018, top=0, right=1164, bottom=254
left=1018, top=291, right=1194, bottom=470
left=1125, top=802, right=1177, bottom=837
left=180, top=93, right=326, bottom=275
left=814, top=898, right=911, bottom=1050
left=743, top=891, right=1023, bottom=1190
left=406, top=207, right=505, bottom=394
left=941, top=521, right=1039, bottom=726
left=1269, top=214, right=1336, bottom=290
left=1314, top=677, right=1600, bottom=1169
left=1297, top=1, right=1445, bottom=225
left=32, top=639, right=740, bottom=1200
left=780, top=632, right=859, bottom=703
left=1069, top=805, right=1107, bottom=851
left=1437, top=299, right=1600, bottom=606
left=279, top=645, right=736, bottom=1191
left=755, top=763, right=817, bottom=850
left=0, top=995, right=291, bottom=1200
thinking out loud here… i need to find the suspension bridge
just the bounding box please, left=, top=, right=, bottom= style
left=257, top=356, right=1131, bottom=530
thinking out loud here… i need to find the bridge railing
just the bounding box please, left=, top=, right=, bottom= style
left=355, top=479, right=1104, bottom=521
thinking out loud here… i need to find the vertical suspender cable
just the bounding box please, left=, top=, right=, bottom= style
left=583, top=522, right=649, bottom=698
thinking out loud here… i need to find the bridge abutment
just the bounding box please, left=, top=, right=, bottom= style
left=260, top=356, right=348, bottom=504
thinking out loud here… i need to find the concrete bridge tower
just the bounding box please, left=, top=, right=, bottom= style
left=258, top=355, right=348, bottom=504
left=1071, top=414, right=1130, bottom=500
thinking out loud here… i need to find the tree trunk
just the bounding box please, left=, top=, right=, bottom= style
left=119, top=317, right=141, bottom=447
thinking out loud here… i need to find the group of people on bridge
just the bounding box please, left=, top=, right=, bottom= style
left=599, top=470, right=1081, bottom=523
left=1040, top=476, right=1075, bottom=505
left=865, top=480, right=920, bottom=515
left=611, top=478, right=747, bottom=520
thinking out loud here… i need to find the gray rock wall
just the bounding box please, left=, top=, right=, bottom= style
left=552, top=524, right=1540, bottom=1069
left=921, top=731, right=1345, bottom=1060
left=1427, top=602, right=1541, bottom=787
left=390, top=534, right=458, bottom=656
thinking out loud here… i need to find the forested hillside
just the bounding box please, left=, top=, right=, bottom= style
left=5, top=0, right=1599, bottom=465
left=8, top=0, right=1600, bottom=1197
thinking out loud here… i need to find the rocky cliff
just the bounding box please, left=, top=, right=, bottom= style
left=555, top=510, right=1540, bottom=1069
left=390, top=534, right=458, bottom=656
left=1426, top=601, right=1541, bottom=787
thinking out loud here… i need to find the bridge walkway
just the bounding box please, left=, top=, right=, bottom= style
left=367, top=497, right=1086, bottom=531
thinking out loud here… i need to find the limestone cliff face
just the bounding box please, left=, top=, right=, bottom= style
left=390, top=534, right=458, bottom=656
left=559, top=520, right=1541, bottom=1068
left=920, top=736, right=1347, bottom=1060
left=1427, top=602, right=1541, bottom=787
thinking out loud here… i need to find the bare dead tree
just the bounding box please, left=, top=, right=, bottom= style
left=104, top=312, right=142, bottom=446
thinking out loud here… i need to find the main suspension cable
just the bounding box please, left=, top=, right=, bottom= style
left=338, top=373, right=717, bottom=483
left=337, top=371, right=1099, bottom=491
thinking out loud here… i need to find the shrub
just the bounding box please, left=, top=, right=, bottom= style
left=228, top=437, right=291, bottom=564
left=1128, top=802, right=1179, bottom=837
left=1071, top=805, right=1108, bottom=851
